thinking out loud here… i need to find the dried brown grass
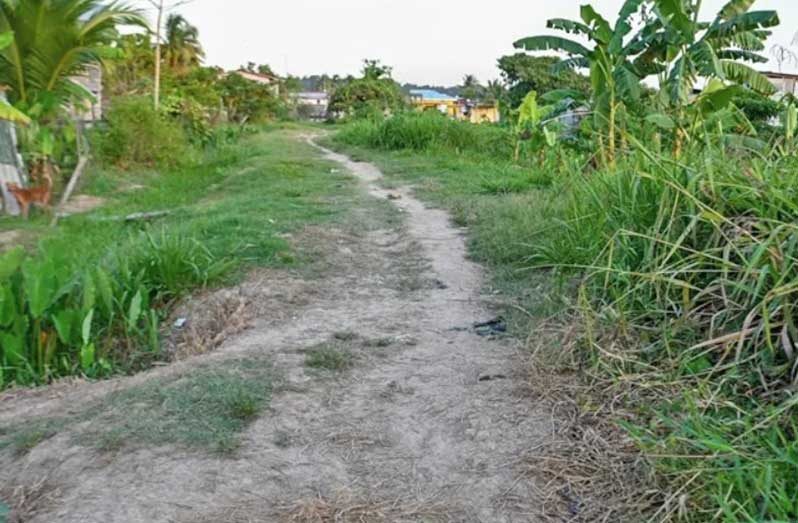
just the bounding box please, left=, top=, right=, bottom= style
left=0, top=477, right=61, bottom=523
left=516, top=312, right=666, bottom=522
left=184, top=490, right=458, bottom=523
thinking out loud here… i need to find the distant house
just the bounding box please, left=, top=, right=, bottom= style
left=70, top=63, right=103, bottom=122
left=409, top=89, right=500, bottom=123
left=409, top=89, right=459, bottom=117
left=232, top=69, right=280, bottom=95
left=295, top=92, right=329, bottom=120
left=763, top=71, right=798, bottom=96
left=459, top=100, right=500, bottom=124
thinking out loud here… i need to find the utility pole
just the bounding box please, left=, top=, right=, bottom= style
left=145, top=0, right=194, bottom=110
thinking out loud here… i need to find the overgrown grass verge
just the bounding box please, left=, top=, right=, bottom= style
left=0, top=127, right=356, bottom=389
left=328, top=114, right=798, bottom=521
left=0, top=357, right=274, bottom=455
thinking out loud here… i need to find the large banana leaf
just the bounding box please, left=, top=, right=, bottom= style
left=706, top=11, right=779, bottom=39
left=552, top=57, right=590, bottom=73
left=580, top=5, right=613, bottom=44
left=514, top=36, right=590, bottom=57
left=689, top=41, right=725, bottom=78
left=716, top=49, right=767, bottom=63
left=546, top=18, right=591, bottom=36
left=718, top=0, right=757, bottom=21
left=720, top=61, right=776, bottom=95
left=716, top=30, right=769, bottom=51
left=610, top=0, right=648, bottom=54
left=655, top=0, right=694, bottom=39
left=613, top=63, right=643, bottom=101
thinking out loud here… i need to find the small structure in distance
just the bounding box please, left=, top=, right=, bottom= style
left=295, top=91, right=329, bottom=120
left=763, top=71, right=798, bottom=96
left=409, top=89, right=500, bottom=123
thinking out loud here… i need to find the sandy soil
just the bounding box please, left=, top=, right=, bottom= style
left=0, top=137, right=554, bottom=522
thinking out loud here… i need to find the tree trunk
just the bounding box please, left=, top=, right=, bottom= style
left=153, top=0, right=164, bottom=110
left=50, top=156, right=88, bottom=226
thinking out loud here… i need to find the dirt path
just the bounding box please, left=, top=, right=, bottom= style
left=1, top=137, right=552, bottom=522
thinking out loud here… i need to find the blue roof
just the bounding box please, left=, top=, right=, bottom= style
left=409, top=89, right=457, bottom=101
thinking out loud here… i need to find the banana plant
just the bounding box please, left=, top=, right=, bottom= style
left=642, top=0, right=779, bottom=106
left=645, top=78, right=759, bottom=156
left=514, top=0, right=651, bottom=163
left=512, top=91, right=558, bottom=163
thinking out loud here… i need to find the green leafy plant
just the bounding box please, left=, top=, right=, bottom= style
left=512, top=91, right=558, bottom=162
left=94, top=95, right=191, bottom=168
left=0, top=0, right=145, bottom=120
left=0, top=230, right=231, bottom=388
left=514, top=0, right=650, bottom=162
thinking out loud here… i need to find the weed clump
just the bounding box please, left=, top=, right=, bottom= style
left=304, top=344, right=355, bottom=371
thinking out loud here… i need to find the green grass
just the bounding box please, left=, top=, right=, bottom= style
left=304, top=343, right=355, bottom=371
left=0, top=127, right=358, bottom=389
left=0, top=358, right=274, bottom=455
left=328, top=118, right=798, bottom=522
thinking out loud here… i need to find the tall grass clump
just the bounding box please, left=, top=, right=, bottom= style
left=335, top=112, right=515, bottom=159
left=533, top=141, right=798, bottom=521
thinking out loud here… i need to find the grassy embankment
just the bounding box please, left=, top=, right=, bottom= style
left=0, top=127, right=358, bottom=453
left=327, top=112, right=798, bottom=522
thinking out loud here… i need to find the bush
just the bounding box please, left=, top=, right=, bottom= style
left=328, top=77, right=405, bottom=119
left=93, top=96, right=192, bottom=168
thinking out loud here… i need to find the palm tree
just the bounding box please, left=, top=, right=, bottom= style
left=485, top=79, right=506, bottom=103
left=163, top=14, right=203, bottom=74
left=461, top=74, right=482, bottom=100
left=0, top=0, right=145, bottom=118
left=0, top=31, right=28, bottom=123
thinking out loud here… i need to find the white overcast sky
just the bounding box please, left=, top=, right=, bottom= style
left=159, top=0, right=797, bottom=85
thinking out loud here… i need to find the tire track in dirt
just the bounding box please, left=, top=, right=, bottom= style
left=1, top=135, right=553, bottom=522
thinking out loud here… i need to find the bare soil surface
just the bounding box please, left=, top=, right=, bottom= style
left=0, top=137, right=555, bottom=522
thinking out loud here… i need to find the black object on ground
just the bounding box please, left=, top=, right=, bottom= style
left=478, top=374, right=508, bottom=382
left=432, top=278, right=448, bottom=290
left=473, top=317, right=507, bottom=337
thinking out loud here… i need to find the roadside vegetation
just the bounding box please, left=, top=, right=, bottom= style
left=1, top=128, right=354, bottom=388
left=0, top=2, right=345, bottom=389
left=330, top=0, right=798, bottom=520
left=2, top=0, right=797, bottom=519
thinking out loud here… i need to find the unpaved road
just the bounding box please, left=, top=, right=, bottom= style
left=1, top=137, right=553, bottom=522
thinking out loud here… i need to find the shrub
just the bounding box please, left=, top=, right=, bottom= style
left=328, top=77, right=405, bottom=119
left=93, top=96, right=192, bottom=168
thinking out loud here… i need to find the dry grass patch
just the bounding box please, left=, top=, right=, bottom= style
left=281, top=490, right=459, bottom=523
left=514, top=316, right=662, bottom=522
left=0, top=477, right=61, bottom=523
